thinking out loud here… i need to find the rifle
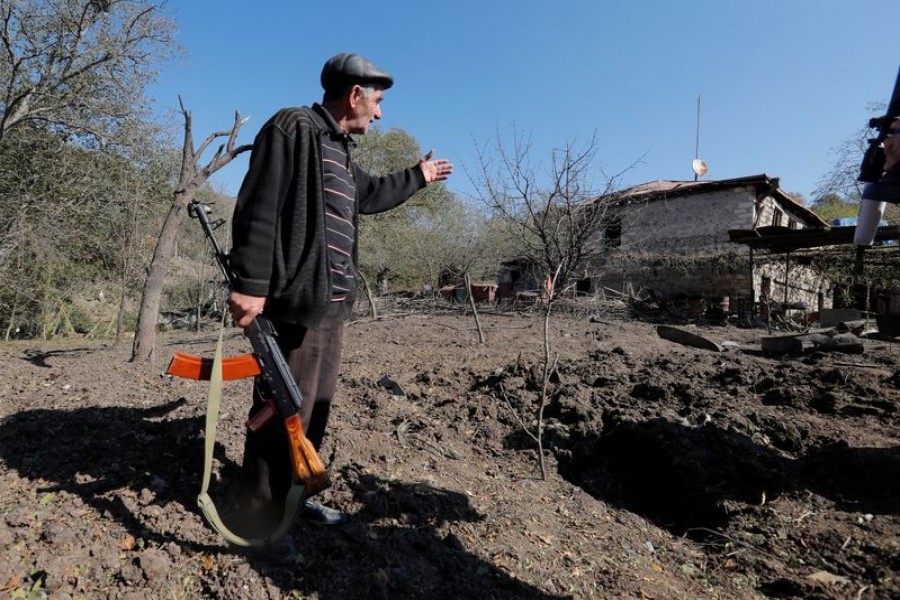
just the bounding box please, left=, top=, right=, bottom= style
left=167, top=201, right=330, bottom=498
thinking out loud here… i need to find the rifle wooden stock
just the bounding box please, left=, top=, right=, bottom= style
left=243, top=400, right=331, bottom=494
left=284, top=414, right=331, bottom=496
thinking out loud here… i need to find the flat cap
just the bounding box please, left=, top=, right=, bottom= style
left=321, top=53, right=394, bottom=92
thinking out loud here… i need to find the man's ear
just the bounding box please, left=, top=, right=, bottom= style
left=348, top=84, right=364, bottom=108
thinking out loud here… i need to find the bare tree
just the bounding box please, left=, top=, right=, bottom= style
left=813, top=121, right=870, bottom=202
left=472, top=128, right=626, bottom=479
left=130, top=98, right=251, bottom=363
left=0, top=0, right=177, bottom=146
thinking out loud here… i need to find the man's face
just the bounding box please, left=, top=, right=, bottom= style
left=347, top=85, right=383, bottom=134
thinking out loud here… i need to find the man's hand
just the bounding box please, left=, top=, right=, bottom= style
left=418, top=150, right=453, bottom=184
left=228, top=290, right=267, bottom=328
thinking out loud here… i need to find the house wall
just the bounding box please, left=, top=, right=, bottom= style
left=497, top=264, right=541, bottom=299
left=596, top=187, right=757, bottom=302
left=596, top=264, right=752, bottom=303
left=757, top=198, right=804, bottom=230
left=496, top=181, right=835, bottom=316
left=755, top=261, right=832, bottom=313
left=594, top=186, right=833, bottom=314
left=618, top=188, right=756, bottom=255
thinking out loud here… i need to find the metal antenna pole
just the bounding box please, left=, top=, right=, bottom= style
left=694, top=93, right=701, bottom=181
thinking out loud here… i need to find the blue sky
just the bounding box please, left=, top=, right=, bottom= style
left=152, top=0, right=900, bottom=203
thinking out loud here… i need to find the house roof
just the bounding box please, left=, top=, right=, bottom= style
left=612, top=173, right=830, bottom=228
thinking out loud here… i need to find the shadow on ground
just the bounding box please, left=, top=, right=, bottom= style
left=255, top=465, right=570, bottom=599
left=0, top=399, right=220, bottom=551
left=0, top=403, right=570, bottom=599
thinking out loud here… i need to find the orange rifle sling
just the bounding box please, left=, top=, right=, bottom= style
left=167, top=352, right=262, bottom=381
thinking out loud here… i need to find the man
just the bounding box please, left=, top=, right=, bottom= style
left=227, top=52, right=452, bottom=561
left=855, top=117, right=900, bottom=246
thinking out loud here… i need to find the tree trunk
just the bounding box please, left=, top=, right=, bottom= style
left=536, top=268, right=562, bottom=480
left=376, top=267, right=390, bottom=296
left=40, top=261, right=54, bottom=340
left=0, top=212, right=24, bottom=276
left=115, top=187, right=142, bottom=346
left=464, top=273, right=486, bottom=344
left=129, top=101, right=251, bottom=363
left=195, top=249, right=208, bottom=334
left=131, top=189, right=193, bottom=363
left=4, top=247, right=23, bottom=340
left=537, top=298, right=553, bottom=481
left=115, top=252, right=130, bottom=346
left=4, top=288, right=20, bottom=341
left=358, top=269, right=378, bottom=319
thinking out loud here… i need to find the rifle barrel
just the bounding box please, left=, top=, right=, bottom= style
left=189, top=201, right=234, bottom=286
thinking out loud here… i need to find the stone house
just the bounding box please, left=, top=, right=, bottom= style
left=589, top=174, right=833, bottom=317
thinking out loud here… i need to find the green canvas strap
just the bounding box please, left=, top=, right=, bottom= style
left=196, top=319, right=307, bottom=547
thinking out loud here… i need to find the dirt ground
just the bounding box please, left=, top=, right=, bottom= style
left=1, top=302, right=898, bottom=599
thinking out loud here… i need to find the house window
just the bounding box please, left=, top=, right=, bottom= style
left=788, top=218, right=798, bottom=230
left=772, top=210, right=783, bottom=227
left=604, top=216, right=622, bottom=249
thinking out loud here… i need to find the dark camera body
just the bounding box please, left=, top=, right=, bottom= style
left=869, top=116, right=895, bottom=130
left=859, top=142, right=886, bottom=184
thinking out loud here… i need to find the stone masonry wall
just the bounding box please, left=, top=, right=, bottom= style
left=755, top=261, right=833, bottom=312
left=617, top=188, right=755, bottom=255
left=595, top=186, right=832, bottom=312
